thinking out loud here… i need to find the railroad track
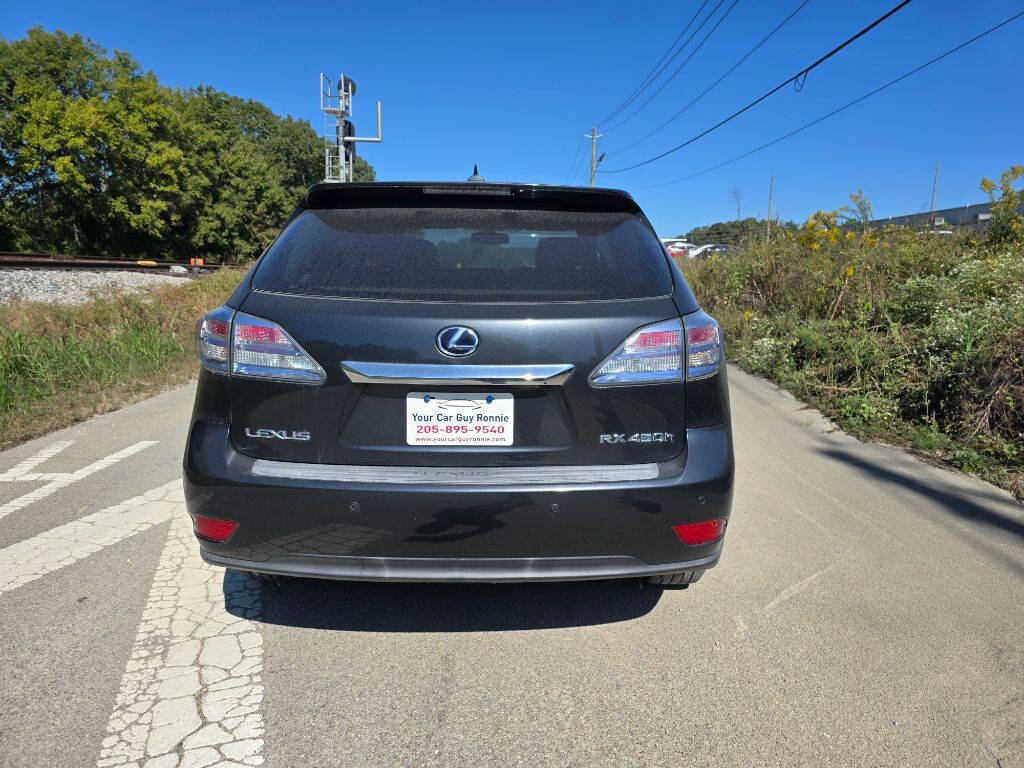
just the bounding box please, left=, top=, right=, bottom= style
left=0, top=251, right=220, bottom=271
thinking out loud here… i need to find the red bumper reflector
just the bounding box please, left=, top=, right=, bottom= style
left=673, top=518, right=727, bottom=546
left=190, top=513, right=238, bottom=543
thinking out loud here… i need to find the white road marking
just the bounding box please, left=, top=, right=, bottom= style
left=0, top=440, right=74, bottom=481
left=97, top=508, right=266, bottom=768
left=0, top=440, right=158, bottom=521
left=0, top=480, right=181, bottom=596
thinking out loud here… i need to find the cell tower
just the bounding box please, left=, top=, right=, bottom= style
left=319, top=73, right=382, bottom=182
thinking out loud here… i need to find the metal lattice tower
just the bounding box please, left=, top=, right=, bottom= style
left=320, top=73, right=382, bottom=183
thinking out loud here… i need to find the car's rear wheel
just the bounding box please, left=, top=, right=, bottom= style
left=646, top=569, right=703, bottom=588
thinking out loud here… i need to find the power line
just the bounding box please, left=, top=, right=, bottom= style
left=600, top=0, right=915, bottom=174
left=601, top=0, right=726, bottom=129
left=567, top=131, right=592, bottom=185
left=595, top=1, right=711, bottom=128
left=569, top=139, right=591, bottom=186
left=634, top=10, right=1024, bottom=190
left=573, top=131, right=595, bottom=185
left=603, top=0, right=742, bottom=133
left=597, top=2, right=711, bottom=126
left=606, top=0, right=813, bottom=157
left=563, top=135, right=585, bottom=184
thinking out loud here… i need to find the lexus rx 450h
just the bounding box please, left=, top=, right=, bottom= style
left=184, top=182, right=734, bottom=587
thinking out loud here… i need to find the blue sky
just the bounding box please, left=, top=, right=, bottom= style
left=3, top=0, right=1022, bottom=235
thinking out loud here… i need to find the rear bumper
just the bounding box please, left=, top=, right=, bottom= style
left=199, top=548, right=721, bottom=583
left=183, top=420, right=734, bottom=582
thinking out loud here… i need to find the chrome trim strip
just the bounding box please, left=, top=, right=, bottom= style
left=340, top=361, right=574, bottom=386
left=250, top=459, right=657, bottom=485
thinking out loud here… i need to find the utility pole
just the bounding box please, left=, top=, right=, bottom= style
left=929, top=160, right=940, bottom=224
left=587, top=126, right=604, bottom=187
left=766, top=169, right=775, bottom=241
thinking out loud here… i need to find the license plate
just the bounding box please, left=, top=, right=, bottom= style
left=406, top=392, right=513, bottom=446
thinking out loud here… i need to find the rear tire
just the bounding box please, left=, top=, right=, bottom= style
left=646, top=569, right=703, bottom=588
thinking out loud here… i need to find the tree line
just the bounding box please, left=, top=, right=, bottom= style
left=0, top=27, right=374, bottom=264
left=681, top=217, right=796, bottom=247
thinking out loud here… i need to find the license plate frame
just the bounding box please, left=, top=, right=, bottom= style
left=406, top=392, right=514, bottom=446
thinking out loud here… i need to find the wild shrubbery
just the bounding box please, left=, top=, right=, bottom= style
left=681, top=174, right=1024, bottom=499
left=0, top=269, right=245, bottom=449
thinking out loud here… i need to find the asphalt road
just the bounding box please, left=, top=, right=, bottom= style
left=1, top=367, right=1021, bottom=768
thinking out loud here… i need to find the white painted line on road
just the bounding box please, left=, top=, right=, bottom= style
left=0, top=440, right=74, bottom=481
left=0, top=479, right=181, bottom=596
left=97, top=508, right=266, bottom=768
left=0, top=440, right=158, bottom=521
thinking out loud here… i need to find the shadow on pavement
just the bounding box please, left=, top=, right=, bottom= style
left=819, top=447, right=1024, bottom=541
left=246, top=577, right=663, bottom=632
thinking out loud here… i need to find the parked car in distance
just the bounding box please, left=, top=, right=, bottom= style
left=661, top=238, right=696, bottom=259
left=185, top=182, right=734, bottom=588
left=689, top=243, right=737, bottom=260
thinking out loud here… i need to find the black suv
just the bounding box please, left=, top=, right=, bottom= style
left=184, top=182, right=734, bottom=587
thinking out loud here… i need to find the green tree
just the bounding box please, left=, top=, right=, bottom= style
left=0, top=27, right=376, bottom=263
left=353, top=155, right=376, bottom=182
left=684, top=217, right=795, bottom=246
left=172, top=87, right=320, bottom=262
left=0, top=29, right=189, bottom=255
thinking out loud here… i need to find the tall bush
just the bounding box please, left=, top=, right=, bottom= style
left=681, top=177, right=1024, bottom=498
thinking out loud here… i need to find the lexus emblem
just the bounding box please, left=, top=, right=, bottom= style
left=436, top=326, right=479, bottom=357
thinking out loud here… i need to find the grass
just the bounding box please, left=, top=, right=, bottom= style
left=680, top=219, right=1024, bottom=501
left=0, top=268, right=245, bottom=450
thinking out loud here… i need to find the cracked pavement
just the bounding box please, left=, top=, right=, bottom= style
left=0, top=370, right=1021, bottom=767
left=97, top=500, right=265, bottom=768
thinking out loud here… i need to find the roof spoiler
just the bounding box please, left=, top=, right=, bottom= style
left=304, top=182, right=642, bottom=213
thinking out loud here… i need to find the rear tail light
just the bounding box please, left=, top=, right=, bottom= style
left=196, top=305, right=234, bottom=373
left=673, top=518, right=727, bottom=546
left=683, top=311, right=722, bottom=380
left=231, top=311, right=326, bottom=383
left=195, top=306, right=326, bottom=383
left=190, top=513, right=238, bottom=542
left=589, top=318, right=684, bottom=386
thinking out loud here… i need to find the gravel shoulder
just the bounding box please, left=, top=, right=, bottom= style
left=0, top=268, right=190, bottom=305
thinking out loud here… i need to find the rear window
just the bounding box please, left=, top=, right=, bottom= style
left=252, top=207, right=672, bottom=302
